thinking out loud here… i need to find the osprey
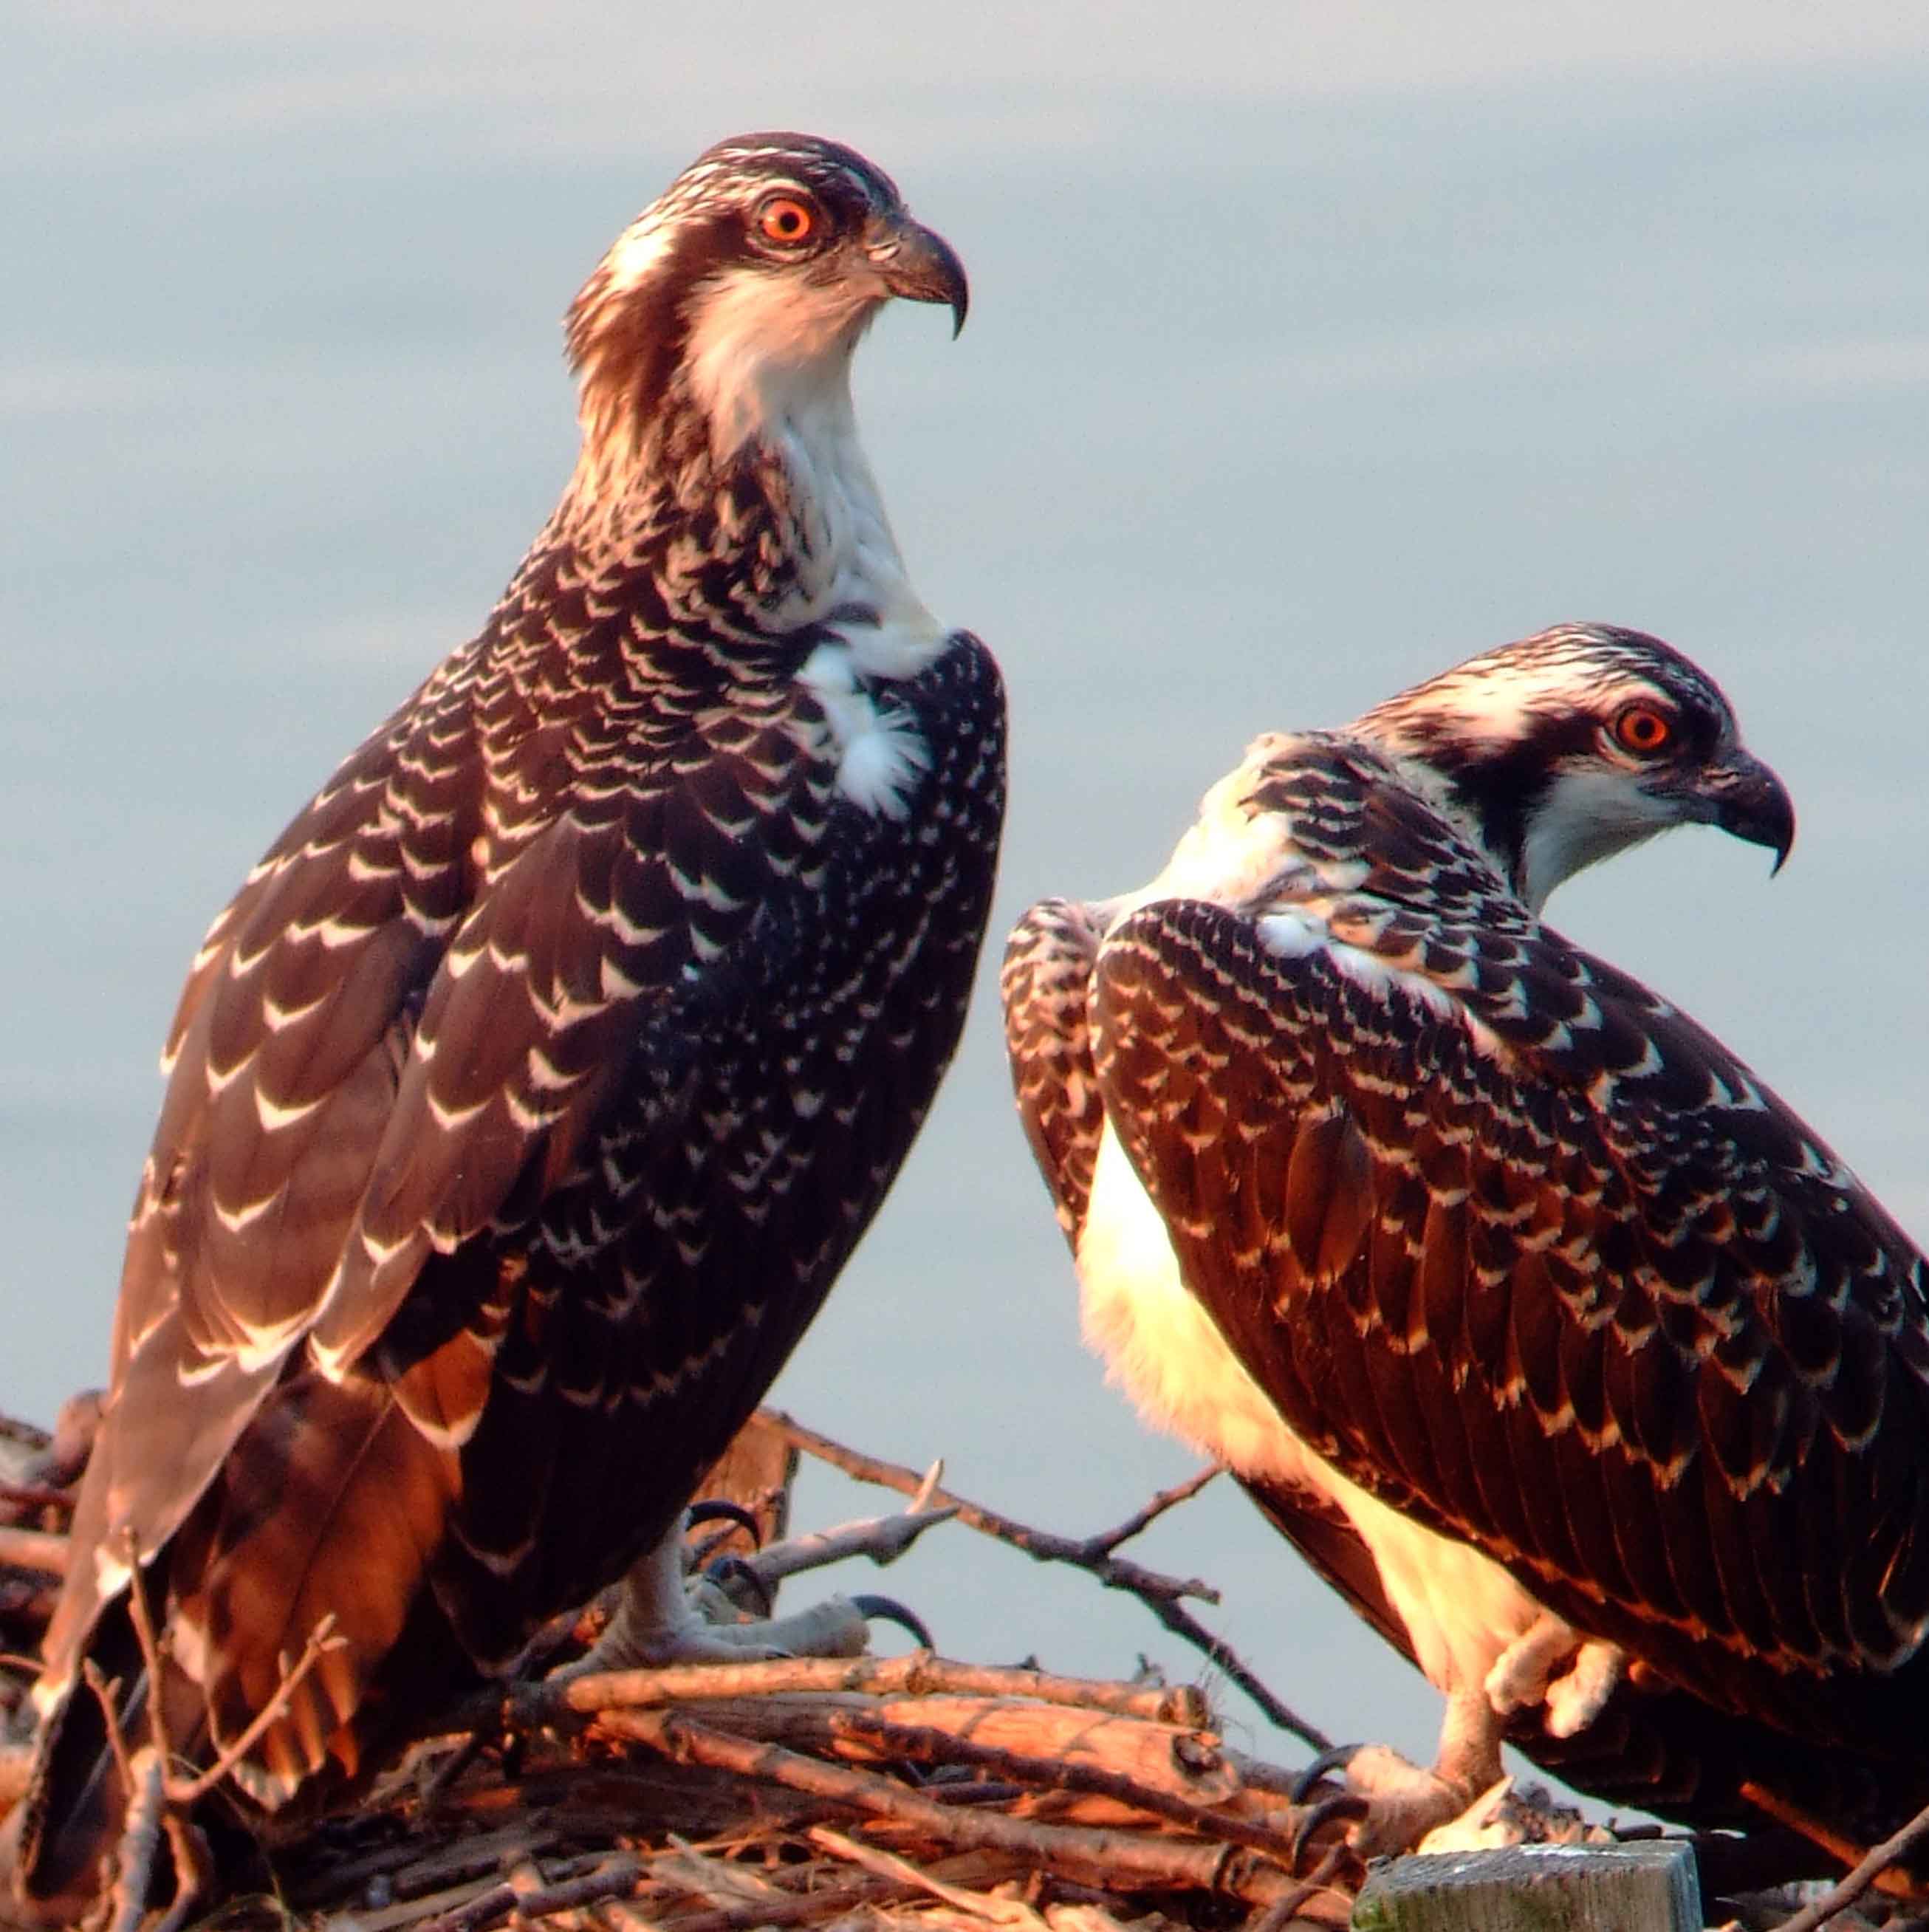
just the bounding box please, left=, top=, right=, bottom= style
left=1004, top=626, right=1929, bottom=1865
left=7, top=132, right=1002, bottom=1918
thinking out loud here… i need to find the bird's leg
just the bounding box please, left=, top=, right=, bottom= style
left=558, top=1521, right=871, bottom=1675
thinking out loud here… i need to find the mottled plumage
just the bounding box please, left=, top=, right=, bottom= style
left=1004, top=626, right=1929, bottom=1858
left=8, top=131, right=1001, bottom=1919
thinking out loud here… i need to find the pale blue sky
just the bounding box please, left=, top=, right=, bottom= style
left=5, top=4, right=1927, bottom=1787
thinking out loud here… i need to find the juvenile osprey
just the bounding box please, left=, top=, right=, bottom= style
left=7, top=132, right=1002, bottom=1919
left=1005, top=627, right=1929, bottom=1863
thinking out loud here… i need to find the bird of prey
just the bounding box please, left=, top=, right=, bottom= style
left=6, top=132, right=1002, bottom=1919
left=1004, top=626, right=1929, bottom=1866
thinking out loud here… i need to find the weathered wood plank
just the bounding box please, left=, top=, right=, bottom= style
left=1351, top=1840, right=1700, bottom=1931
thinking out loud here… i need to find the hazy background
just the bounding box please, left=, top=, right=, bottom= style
left=6, top=4, right=1927, bottom=1797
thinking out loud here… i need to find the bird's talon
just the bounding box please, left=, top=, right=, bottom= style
left=849, top=1592, right=934, bottom=1650
left=685, top=1499, right=764, bottom=1548
left=1290, top=1789, right=1370, bottom=1866
left=1289, top=1741, right=1362, bottom=1804
left=703, top=1553, right=775, bottom=1619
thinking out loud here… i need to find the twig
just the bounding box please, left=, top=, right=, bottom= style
left=498, top=1651, right=1210, bottom=1730
left=1767, top=1795, right=1929, bottom=1931
left=609, top=1706, right=1319, bottom=1909
left=908, top=1458, right=945, bottom=1513
left=0, top=1527, right=69, bottom=1577
left=412, top=1852, right=643, bottom=1932
left=807, top=1826, right=1041, bottom=1926
left=82, top=1660, right=137, bottom=1799
left=117, top=1532, right=171, bottom=1762
left=763, top=1411, right=1331, bottom=1750
left=168, top=1614, right=344, bottom=1803
left=148, top=1812, right=212, bottom=1932
left=1087, top=1462, right=1224, bottom=1553
left=764, top=1412, right=1217, bottom=1603
left=106, top=1747, right=166, bottom=1932
left=0, top=1741, right=32, bottom=1809
left=645, top=1868, right=919, bottom=1932
left=0, top=1481, right=75, bottom=1513
left=825, top=1707, right=1329, bottom=1863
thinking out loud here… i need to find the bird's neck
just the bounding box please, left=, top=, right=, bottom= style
left=548, top=344, right=929, bottom=648
left=1343, top=722, right=1542, bottom=909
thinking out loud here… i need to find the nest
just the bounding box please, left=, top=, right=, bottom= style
left=3, top=1405, right=1369, bottom=1932
left=8, top=1407, right=1918, bottom=1932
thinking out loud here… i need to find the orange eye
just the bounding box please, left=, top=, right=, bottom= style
left=1612, top=705, right=1674, bottom=756
left=757, top=196, right=816, bottom=244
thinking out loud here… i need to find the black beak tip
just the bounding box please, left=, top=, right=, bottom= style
left=875, top=218, right=969, bottom=338
left=1713, top=766, right=1796, bottom=878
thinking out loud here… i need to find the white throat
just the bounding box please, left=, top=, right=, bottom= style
left=680, top=267, right=951, bottom=819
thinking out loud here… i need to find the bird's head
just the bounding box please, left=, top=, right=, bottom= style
left=566, top=131, right=967, bottom=479
left=1351, top=623, right=1795, bottom=913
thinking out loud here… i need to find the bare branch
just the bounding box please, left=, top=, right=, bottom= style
left=764, top=1411, right=1218, bottom=1604
left=105, top=1747, right=166, bottom=1932
left=1086, top=1462, right=1224, bottom=1555
left=412, top=1852, right=645, bottom=1932
left=496, top=1651, right=1212, bottom=1730
left=0, top=1527, right=68, bottom=1577
left=1766, top=1795, right=1929, bottom=1931
left=762, top=1410, right=1331, bottom=1750
left=806, top=1826, right=1044, bottom=1927
left=168, top=1614, right=345, bottom=1804
left=0, top=1481, right=75, bottom=1515
left=609, top=1705, right=1338, bottom=1913
left=823, top=1706, right=1325, bottom=1860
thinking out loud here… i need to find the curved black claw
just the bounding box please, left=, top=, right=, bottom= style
left=1289, top=1741, right=1363, bottom=1804
left=704, top=1554, right=775, bottom=1619
left=1289, top=1789, right=1370, bottom=1867
left=850, top=1592, right=935, bottom=1651
left=686, top=1499, right=764, bottom=1546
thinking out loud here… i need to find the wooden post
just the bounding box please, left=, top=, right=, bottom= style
left=1351, top=1841, right=1701, bottom=1931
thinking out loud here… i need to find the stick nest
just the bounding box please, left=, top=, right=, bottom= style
left=3, top=1407, right=1365, bottom=1932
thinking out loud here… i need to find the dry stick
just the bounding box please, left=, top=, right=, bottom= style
left=766, top=1413, right=1218, bottom=1596
left=636, top=1869, right=920, bottom=1932
left=503, top=1652, right=1210, bottom=1730
left=1767, top=1795, right=1929, bottom=1932
left=763, top=1411, right=1332, bottom=1751
left=106, top=1750, right=167, bottom=1932
left=609, top=1706, right=1323, bottom=1911
left=412, top=1852, right=645, bottom=1932
left=0, top=1526, right=69, bottom=1577
left=107, top=1534, right=209, bottom=1931
left=81, top=1662, right=139, bottom=1809
left=807, top=1826, right=1041, bottom=1926
left=0, top=1480, right=74, bottom=1513
left=824, top=1707, right=1329, bottom=1864
left=1741, top=1780, right=1920, bottom=1904
left=169, top=1615, right=346, bottom=1803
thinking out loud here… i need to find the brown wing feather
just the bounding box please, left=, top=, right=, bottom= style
left=1090, top=895, right=1929, bottom=1764
left=999, top=898, right=1108, bottom=1248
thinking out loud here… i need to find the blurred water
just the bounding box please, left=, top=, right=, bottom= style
left=4, top=10, right=1925, bottom=1789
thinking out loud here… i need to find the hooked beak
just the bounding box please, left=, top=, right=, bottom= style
left=1684, top=750, right=1797, bottom=875
left=866, top=213, right=969, bottom=337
